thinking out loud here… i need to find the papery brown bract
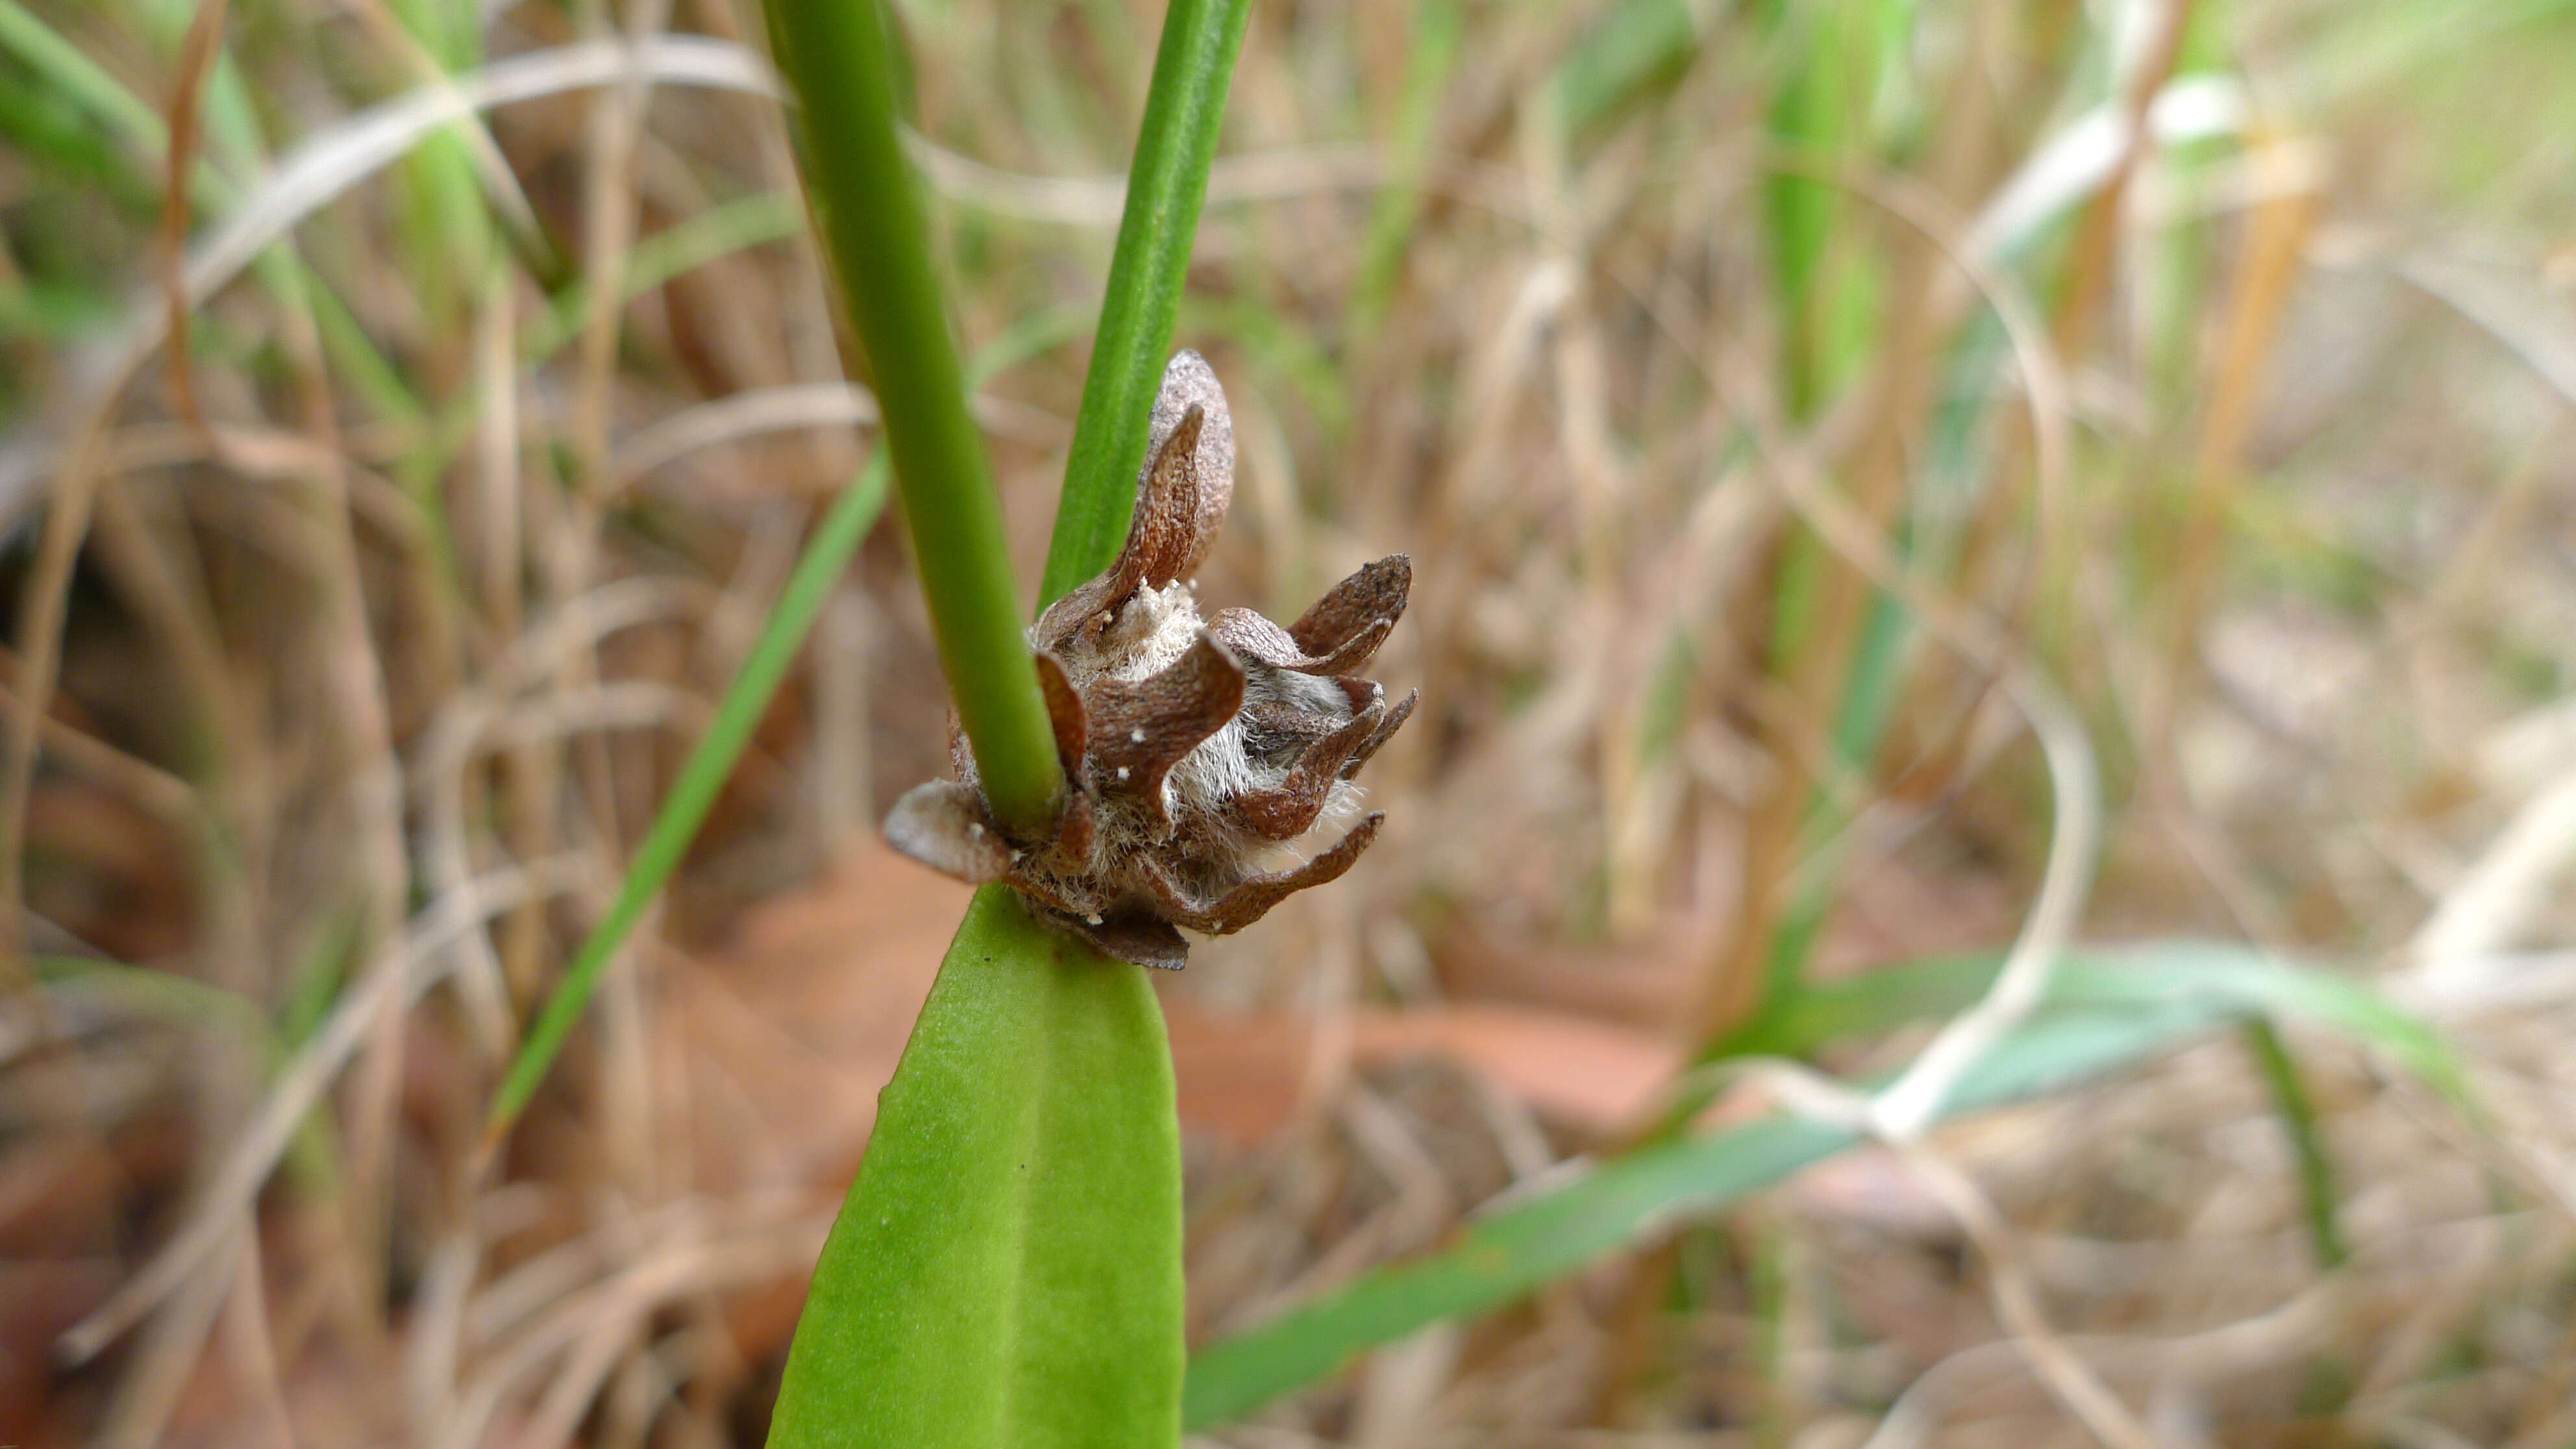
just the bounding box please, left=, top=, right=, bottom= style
left=884, top=351, right=1413, bottom=969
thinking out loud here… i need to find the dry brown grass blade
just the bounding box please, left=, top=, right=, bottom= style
left=338, top=0, right=551, bottom=256
left=0, top=36, right=779, bottom=533
left=2159, top=133, right=2322, bottom=745
left=1657, top=148, right=2081, bottom=1061
left=11, top=1, right=2571, bottom=1441
left=58, top=855, right=598, bottom=1363
left=2410, top=771, right=2576, bottom=993
left=1650, top=238, right=2093, bottom=1136
left=1685, top=142, right=1961, bottom=1039
left=2050, top=0, right=2200, bottom=359
left=0, top=34, right=778, bottom=1004
left=536, top=0, right=683, bottom=1225
left=444, top=1201, right=832, bottom=1449
left=156, top=0, right=230, bottom=434
left=606, top=382, right=878, bottom=496
left=474, top=258, right=524, bottom=645
left=1890, top=1145, right=2174, bottom=1449
left=0, top=669, right=197, bottom=828
left=569, top=0, right=676, bottom=510
left=94, top=1224, right=244, bottom=1449
left=0, top=367, right=142, bottom=969
left=240, top=241, right=417, bottom=1352
left=2383, top=250, right=2576, bottom=409
left=1739, top=1065, right=2171, bottom=1449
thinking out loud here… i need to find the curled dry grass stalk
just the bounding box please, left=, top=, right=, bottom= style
left=2, top=0, right=2575, bottom=1445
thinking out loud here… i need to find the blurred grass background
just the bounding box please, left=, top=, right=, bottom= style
left=5, top=0, right=2576, bottom=1444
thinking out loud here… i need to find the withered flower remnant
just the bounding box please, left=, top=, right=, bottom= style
left=885, top=351, right=1413, bottom=970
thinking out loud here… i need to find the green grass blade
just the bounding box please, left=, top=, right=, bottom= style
left=0, top=0, right=171, bottom=168
left=2241, top=1017, right=2350, bottom=1270
left=1551, top=0, right=1709, bottom=139
left=1724, top=941, right=2470, bottom=1104
left=0, top=66, right=159, bottom=211
left=31, top=954, right=275, bottom=1047
left=1188, top=1111, right=1855, bottom=1431
left=767, top=0, right=1063, bottom=834
left=1761, top=0, right=1851, bottom=421
left=484, top=459, right=890, bottom=1135
left=1037, top=0, right=1255, bottom=605
left=767, top=887, right=1184, bottom=1448
left=0, top=282, right=118, bottom=341
left=1183, top=945, right=2465, bottom=1428
left=0, top=0, right=236, bottom=210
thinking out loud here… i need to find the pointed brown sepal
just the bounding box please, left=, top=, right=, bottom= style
left=1208, top=608, right=1302, bottom=669
left=1031, top=408, right=1213, bottom=656
left=1295, top=617, right=1392, bottom=676
left=1200, top=811, right=1383, bottom=933
left=1146, top=349, right=1233, bottom=581
left=1031, top=571, right=1122, bottom=658
left=1290, top=554, right=1411, bottom=656
left=1342, top=687, right=1416, bottom=780
left=1083, top=632, right=1246, bottom=824
left=1071, top=911, right=1192, bottom=971
left=1229, top=702, right=1383, bottom=841
left=1139, top=811, right=1384, bottom=934
left=1033, top=650, right=1087, bottom=774
left=1333, top=677, right=1385, bottom=712
left=1242, top=699, right=1344, bottom=742
left=1034, top=423, right=1204, bottom=657
left=884, top=780, right=1014, bottom=884
left=1121, top=406, right=1206, bottom=593
left=1030, top=353, right=1237, bottom=654
left=1212, top=606, right=1391, bottom=677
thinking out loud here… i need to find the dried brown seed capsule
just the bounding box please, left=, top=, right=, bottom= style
left=883, top=351, right=1413, bottom=969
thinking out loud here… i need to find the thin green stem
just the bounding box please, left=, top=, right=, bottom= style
left=2242, top=1017, right=2351, bottom=1271
left=1038, top=0, right=1256, bottom=606
left=484, top=461, right=890, bottom=1138
left=0, top=0, right=179, bottom=174
left=767, top=0, right=1063, bottom=833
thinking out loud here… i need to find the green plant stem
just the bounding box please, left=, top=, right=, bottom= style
left=767, top=0, right=1063, bottom=832
left=484, top=460, right=889, bottom=1137
left=1039, top=0, right=1255, bottom=604
left=2242, top=1017, right=2350, bottom=1270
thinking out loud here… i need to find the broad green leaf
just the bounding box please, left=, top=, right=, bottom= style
left=769, top=887, right=1184, bottom=1448
left=1183, top=944, right=2464, bottom=1429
